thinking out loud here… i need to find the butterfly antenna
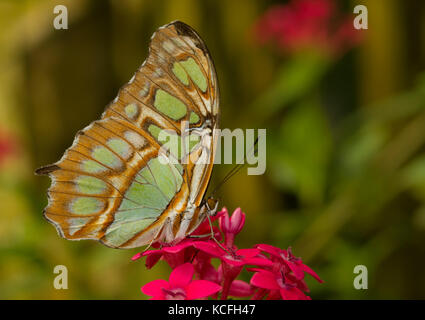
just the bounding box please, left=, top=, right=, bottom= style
left=209, top=136, right=259, bottom=197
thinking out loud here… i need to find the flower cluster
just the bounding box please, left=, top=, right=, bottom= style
left=133, top=208, right=323, bottom=300
left=254, top=0, right=362, bottom=57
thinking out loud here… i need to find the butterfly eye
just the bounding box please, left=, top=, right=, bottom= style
left=206, top=197, right=219, bottom=212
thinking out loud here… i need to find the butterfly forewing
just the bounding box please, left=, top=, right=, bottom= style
left=36, top=21, right=219, bottom=248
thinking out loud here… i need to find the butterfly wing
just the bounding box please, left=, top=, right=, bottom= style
left=36, top=21, right=219, bottom=249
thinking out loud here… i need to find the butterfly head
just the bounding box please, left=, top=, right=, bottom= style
left=201, top=196, right=219, bottom=217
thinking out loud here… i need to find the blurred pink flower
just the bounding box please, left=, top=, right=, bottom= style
left=142, top=263, right=221, bottom=300
left=254, top=0, right=362, bottom=57
left=0, top=130, right=18, bottom=167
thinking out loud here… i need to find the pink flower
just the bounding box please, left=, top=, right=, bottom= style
left=193, top=241, right=273, bottom=299
left=247, top=245, right=323, bottom=300
left=135, top=207, right=323, bottom=300
left=219, top=207, right=245, bottom=249
left=254, top=0, right=362, bottom=57
left=226, top=279, right=254, bottom=297
left=132, top=210, right=226, bottom=269
left=250, top=269, right=310, bottom=300
left=194, top=242, right=272, bottom=268
left=256, top=244, right=323, bottom=282
left=142, top=263, right=221, bottom=300
left=191, top=256, right=254, bottom=298
left=132, top=238, right=197, bottom=269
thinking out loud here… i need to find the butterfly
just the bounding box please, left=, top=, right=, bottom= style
left=36, top=21, right=220, bottom=249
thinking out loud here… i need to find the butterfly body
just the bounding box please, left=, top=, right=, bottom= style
left=36, top=21, right=219, bottom=249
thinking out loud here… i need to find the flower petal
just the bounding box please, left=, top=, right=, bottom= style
left=162, top=240, right=195, bottom=253
left=219, top=210, right=230, bottom=232
left=286, top=261, right=305, bottom=280
left=131, top=252, right=143, bottom=261
left=141, top=279, right=169, bottom=297
left=142, top=249, right=163, bottom=257
left=243, top=257, right=274, bottom=267
left=145, top=251, right=163, bottom=269
left=255, top=243, right=283, bottom=257
left=236, top=248, right=260, bottom=258
left=229, top=208, right=245, bottom=234
left=193, top=241, right=225, bottom=257
left=250, top=270, right=280, bottom=290
left=221, top=256, right=245, bottom=267
left=185, top=280, right=221, bottom=300
left=280, top=287, right=308, bottom=300
left=196, top=262, right=220, bottom=283
left=215, top=208, right=228, bottom=221
left=298, top=263, right=323, bottom=283
left=229, top=280, right=254, bottom=297
left=169, top=263, right=194, bottom=288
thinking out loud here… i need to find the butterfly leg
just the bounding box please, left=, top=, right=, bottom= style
left=206, top=213, right=229, bottom=252
left=188, top=234, right=210, bottom=239
left=141, top=222, right=166, bottom=253
left=188, top=214, right=231, bottom=254
left=141, top=237, right=160, bottom=253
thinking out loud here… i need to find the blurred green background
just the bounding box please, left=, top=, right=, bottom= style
left=1, top=0, right=425, bottom=299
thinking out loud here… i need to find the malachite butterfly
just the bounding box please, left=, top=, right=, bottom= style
left=36, top=21, right=220, bottom=249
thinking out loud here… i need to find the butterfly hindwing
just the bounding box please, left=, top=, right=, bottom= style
left=37, top=21, right=219, bottom=248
